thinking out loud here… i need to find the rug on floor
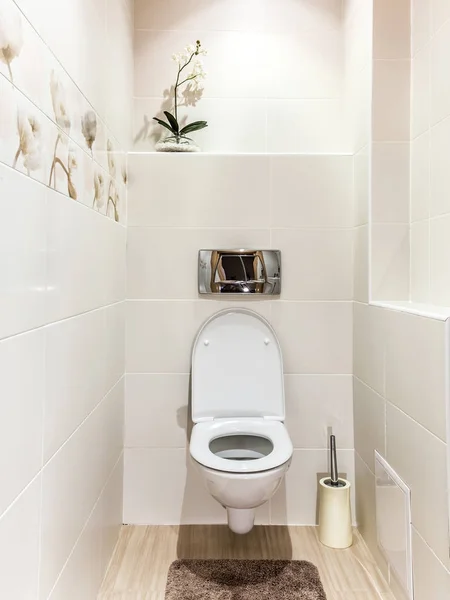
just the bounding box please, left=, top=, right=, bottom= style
left=165, top=559, right=327, bottom=600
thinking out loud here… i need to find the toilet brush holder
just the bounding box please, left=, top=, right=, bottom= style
left=318, top=434, right=352, bottom=548
left=318, top=477, right=353, bottom=549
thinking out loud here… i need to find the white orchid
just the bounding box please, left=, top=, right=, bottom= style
left=0, top=5, right=23, bottom=82
left=50, top=70, right=71, bottom=136
left=14, top=110, right=42, bottom=172
left=155, top=40, right=208, bottom=143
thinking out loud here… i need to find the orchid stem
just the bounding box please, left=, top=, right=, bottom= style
left=12, top=146, right=21, bottom=169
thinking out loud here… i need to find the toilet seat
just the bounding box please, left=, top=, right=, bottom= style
left=190, top=418, right=293, bottom=474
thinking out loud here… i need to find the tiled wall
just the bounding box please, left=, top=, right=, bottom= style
left=124, top=152, right=355, bottom=525
left=352, top=1, right=450, bottom=598
left=132, top=0, right=347, bottom=153
left=410, top=0, right=450, bottom=306
left=370, top=0, right=411, bottom=302
left=0, top=0, right=132, bottom=598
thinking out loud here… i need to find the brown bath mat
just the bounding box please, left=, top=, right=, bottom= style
left=165, top=559, right=327, bottom=600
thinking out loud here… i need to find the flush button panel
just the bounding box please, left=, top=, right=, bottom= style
left=198, top=249, right=281, bottom=295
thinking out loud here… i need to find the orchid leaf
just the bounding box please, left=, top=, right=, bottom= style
left=179, top=121, right=208, bottom=135
left=153, top=117, right=176, bottom=134
left=163, top=111, right=179, bottom=133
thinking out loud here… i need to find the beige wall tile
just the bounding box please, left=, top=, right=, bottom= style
left=412, top=0, right=431, bottom=54
left=430, top=115, right=450, bottom=217
left=354, top=146, right=370, bottom=226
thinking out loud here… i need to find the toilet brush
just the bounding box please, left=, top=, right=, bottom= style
left=318, top=435, right=353, bottom=548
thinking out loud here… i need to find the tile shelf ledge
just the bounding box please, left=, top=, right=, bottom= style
left=127, top=151, right=354, bottom=157
left=371, top=300, right=450, bottom=321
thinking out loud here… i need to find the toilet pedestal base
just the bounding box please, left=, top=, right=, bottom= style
left=227, top=508, right=255, bottom=534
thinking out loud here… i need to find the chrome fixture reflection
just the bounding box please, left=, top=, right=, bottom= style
left=198, top=249, right=281, bottom=295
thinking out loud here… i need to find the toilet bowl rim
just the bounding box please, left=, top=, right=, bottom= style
left=189, top=418, right=293, bottom=474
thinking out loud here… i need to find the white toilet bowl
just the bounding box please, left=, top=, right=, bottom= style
left=189, top=308, right=293, bottom=534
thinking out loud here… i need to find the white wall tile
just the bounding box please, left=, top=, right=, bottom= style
left=412, top=0, right=431, bottom=54
left=411, top=132, right=430, bottom=222
left=133, top=97, right=268, bottom=153
left=266, top=31, right=342, bottom=100
left=411, top=220, right=430, bottom=303
left=385, top=310, right=446, bottom=440
left=44, top=309, right=107, bottom=462
left=0, top=330, right=44, bottom=515
left=371, top=143, right=410, bottom=223
left=123, top=448, right=227, bottom=525
left=126, top=299, right=271, bottom=374
left=354, top=146, right=369, bottom=226
left=430, top=115, right=450, bottom=217
left=125, top=374, right=189, bottom=448
left=284, top=374, right=354, bottom=449
left=127, top=228, right=270, bottom=300
left=0, top=477, right=41, bottom=600
left=100, top=455, right=124, bottom=576
left=265, top=0, right=342, bottom=34
left=266, top=100, right=345, bottom=153
left=48, top=498, right=103, bottom=600
left=353, top=302, right=386, bottom=396
left=128, top=154, right=271, bottom=228
left=270, top=448, right=355, bottom=525
left=412, top=528, right=450, bottom=600
left=134, top=29, right=268, bottom=100
left=371, top=223, right=410, bottom=301
left=354, top=454, right=389, bottom=578
left=430, top=214, right=450, bottom=305
left=373, top=0, right=410, bottom=59
left=271, top=301, right=353, bottom=375
left=372, top=60, right=411, bottom=141
left=134, top=0, right=266, bottom=32
left=431, top=18, right=450, bottom=124
left=272, top=229, right=353, bottom=301
left=386, top=403, right=449, bottom=567
left=431, top=0, right=450, bottom=33
left=412, top=45, right=431, bottom=139
left=0, top=164, right=47, bottom=340
left=353, top=225, right=369, bottom=303
left=270, top=156, right=354, bottom=228
left=353, top=377, right=385, bottom=471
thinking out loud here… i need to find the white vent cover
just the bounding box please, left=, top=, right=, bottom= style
left=375, top=452, right=413, bottom=599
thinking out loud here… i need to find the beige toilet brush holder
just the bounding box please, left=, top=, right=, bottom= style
left=318, top=477, right=353, bottom=549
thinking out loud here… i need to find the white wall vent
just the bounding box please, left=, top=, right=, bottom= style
left=375, top=451, right=413, bottom=599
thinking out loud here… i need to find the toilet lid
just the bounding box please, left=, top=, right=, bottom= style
left=191, top=309, right=285, bottom=423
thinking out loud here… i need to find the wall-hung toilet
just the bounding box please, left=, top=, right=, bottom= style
left=189, top=308, right=293, bottom=534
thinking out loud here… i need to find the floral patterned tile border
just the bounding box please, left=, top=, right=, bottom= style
left=0, top=0, right=127, bottom=223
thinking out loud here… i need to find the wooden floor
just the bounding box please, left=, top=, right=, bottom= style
left=98, top=525, right=395, bottom=600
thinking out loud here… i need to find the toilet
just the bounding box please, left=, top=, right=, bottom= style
left=189, top=308, right=293, bottom=534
